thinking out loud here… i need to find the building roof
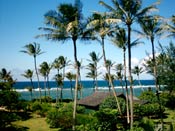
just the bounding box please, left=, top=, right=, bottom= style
left=78, top=91, right=148, bottom=109
left=77, top=91, right=125, bottom=109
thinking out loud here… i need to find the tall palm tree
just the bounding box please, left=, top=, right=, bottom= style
left=0, top=68, right=15, bottom=90
left=0, top=68, right=11, bottom=82
left=66, top=72, right=76, bottom=100
left=54, top=73, right=63, bottom=103
left=99, top=0, right=159, bottom=128
left=87, top=12, right=122, bottom=114
left=139, top=15, right=163, bottom=91
left=86, top=63, right=96, bottom=91
left=111, top=27, right=130, bottom=123
left=138, top=15, right=165, bottom=129
left=132, top=65, right=144, bottom=90
left=86, top=51, right=102, bottom=91
left=115, top=64, right=124, bottom=92
left=165, top=15, right=175, bottom=38
left=39, top=61, right=51, bottom=98
left=20, top=42, right=44, bottom=102
left=53, top=56, right=70, bottom=102
left=21, top=69, right=35, bottom=98
left=37, top=1, right=88, bottom=129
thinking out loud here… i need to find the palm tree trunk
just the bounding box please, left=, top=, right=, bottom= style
left=151, top=37, right=164, bottom=129
left=101, top=37, right=122, bottom=114
left=70, top=80, right=74, bottom=100
left=30, top=78, right=36, bottom=99
left=47, top=75, right=50, bottom=97
left=127, top=24, right=134, bottom=129
left=73, top=38, right=79, bottom=131
left=44, top=77, right=47, bottom=98
left=123, top=48, right=130, bottom=124
left=95, top=67, right=98, bottom=91
left=34, top=56, right=41, bottom=102
left=138, top=75, right=143, bottom=91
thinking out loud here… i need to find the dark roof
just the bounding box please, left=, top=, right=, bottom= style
left=78, top=92, right=148, bottom=109
left=78, top=91, right=125, bottom=108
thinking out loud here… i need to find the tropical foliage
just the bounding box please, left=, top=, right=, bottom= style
left=1, top=0, right=175, bottom=131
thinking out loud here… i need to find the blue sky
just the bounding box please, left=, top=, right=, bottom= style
left=0, top=0, right=175, bottom=81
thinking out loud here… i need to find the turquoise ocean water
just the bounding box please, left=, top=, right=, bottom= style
left=13, top=80, right=156, bottom=100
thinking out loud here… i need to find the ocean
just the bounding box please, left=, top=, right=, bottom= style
left=13, top=80, right=156, bottom=100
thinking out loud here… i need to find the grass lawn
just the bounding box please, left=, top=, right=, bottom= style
left=12, top=114, right=58, bottom=131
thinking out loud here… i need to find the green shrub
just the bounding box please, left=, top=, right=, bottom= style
left=129, top=117, right=155, bottom=131
left=46, top=108, right=72, bottom=129
left=134, top=103, right=165, bottom=117
left=31, top=101, right=42, bottom=112
left=94, top=109, right=119, bottom=131
left=99, top=96, right=126, bottom=114
left=31, top=102, right=52, bottom=117
left=41, top=96, right=52, bottom=102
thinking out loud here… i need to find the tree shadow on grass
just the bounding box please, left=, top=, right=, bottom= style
left=15, top=111, right=32, bottom=121
left=0, top=125, right=29, bottom=131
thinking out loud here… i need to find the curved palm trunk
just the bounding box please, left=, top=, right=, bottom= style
left=44, top=76, right=47, bottom=98
left=95, top=66, right=98, bottom=91
left=60, top=67, right=65, bottom=102
left=46, top=75, right=50, bottom=97
left=56, top=70, right=60, bottom=104
left=151, top=37, right=164, bottom=129
left=30, top=78, right=36, bottom=99
left=137, top=74, right=143, bottom=91
left=70, top=79, right=74, bottom=100
left=151, top=37, right=158, bottom=90
left=73, top=39, right=79, bottom=131
left=127, top=24, right=134, bottom=129
left=101, top=37, right=122, bottom=114
left=123, top=48, right=130, bottom=124
left=34, top=56, right=41, bottom=102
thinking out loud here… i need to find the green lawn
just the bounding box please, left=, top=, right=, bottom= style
left=12, top=114, right=58, bottom=131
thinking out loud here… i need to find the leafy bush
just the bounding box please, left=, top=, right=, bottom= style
left=160, top=92, right=175, bottom=109
left=46, top=108, right=72, bottom=129
left=134, top=103, right=164, bottom=117
left=99, top=96, right=126, bottom=114
left=46, top=102, right=86, bottom=130
left=76, top=114, right=97, bottom=131
left=0, top=90, right=20, bottom=111
left=31, top=102, right=52, bottom=117
left=94, top=109, right=119, bottom=131
left=41, top=96, right=52, bottom=103
left=129, top=117, right=155, bottom=131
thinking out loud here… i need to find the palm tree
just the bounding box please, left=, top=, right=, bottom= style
left=86, top=63, right=96, bottom=91
left=111, top=27, right=130, bottom=123
left=165, top=15, right=175, bottom=38
left=53, top=56, right=70, bottom=102
left=0, top=68, right=11, bottom=82
left=21, top=69, right=35, bottom=98
left=86, top=51, right=102, bottom=91
left=138, top=15, right=165, bottom=129
left=39, top=61, right=51, bottom=98
left=99, top=0, right=159, bottom=128
left=0, top=68, right=15, bottom=90
left=54, top=73, right=63, bottom=103
left=103, top=73, right=115, bottom=92
left=115, top=64, right=124, bottom=92
left=66, top=72, right=76, bottom=100
left=20, top=42, right=44, bottom=102
left=26, top=86, right=33, bottom=101
left=37, top=1, right=88, bottom=129
left=132, top=65, right=144, bottom=90
left=139, top=15, right=163, bottom=91
left=87, top=12, right=122, bottom=114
